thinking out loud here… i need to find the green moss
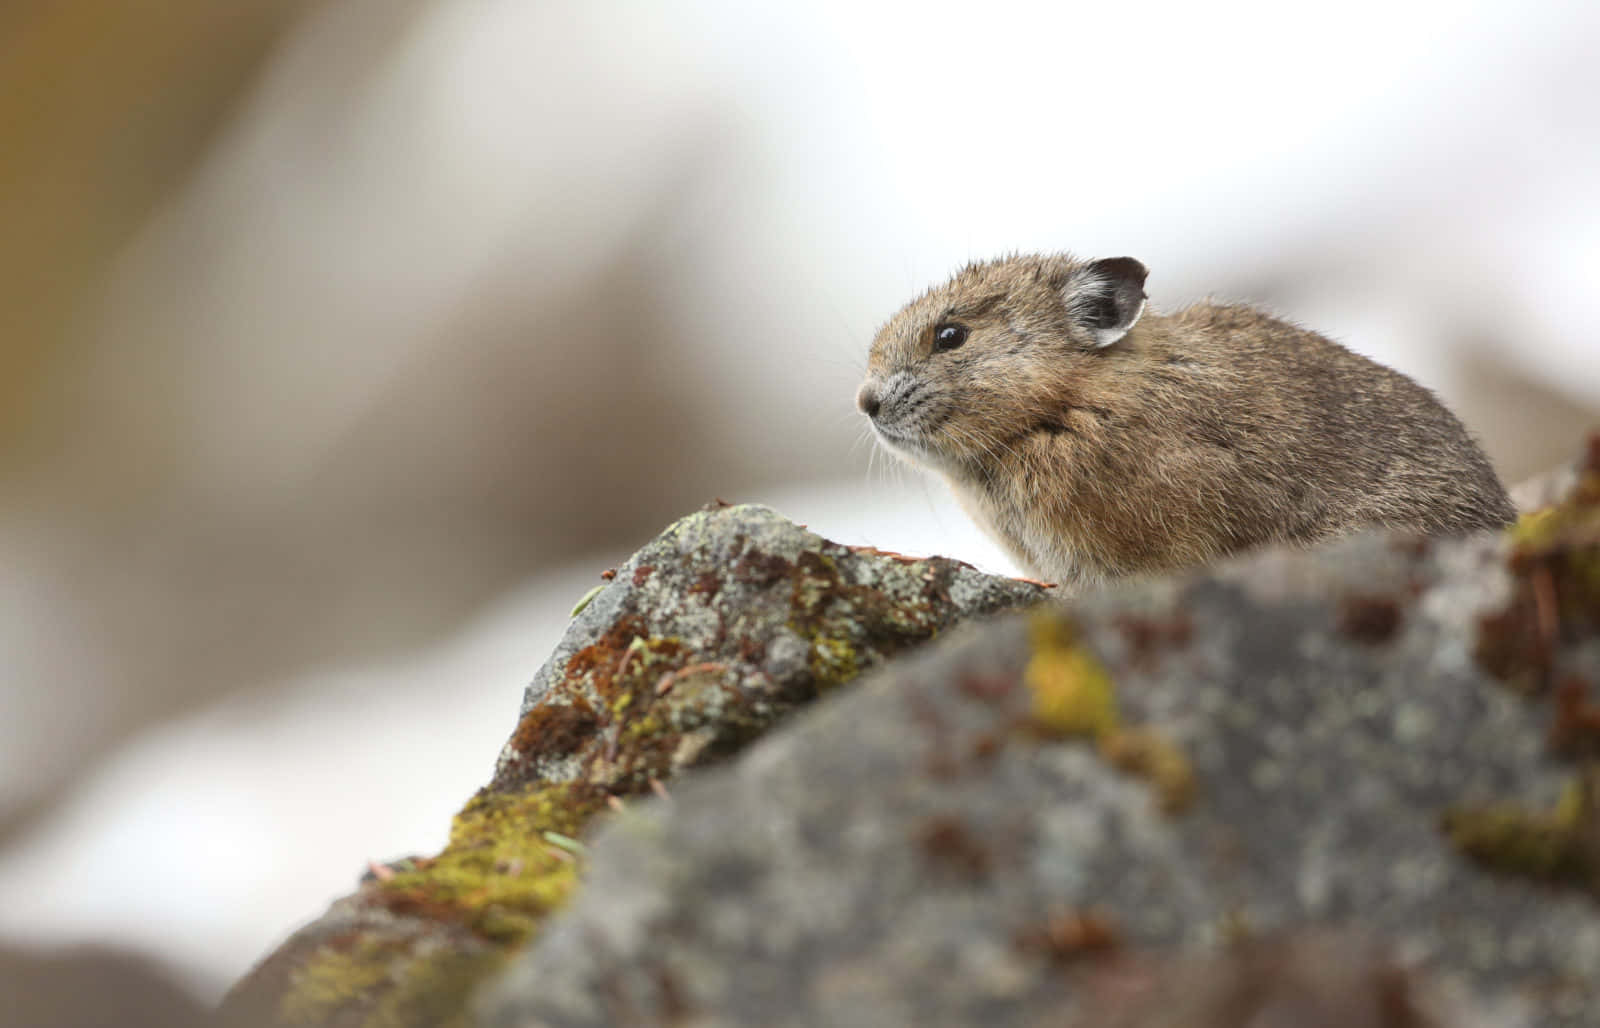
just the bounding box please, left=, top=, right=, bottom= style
left=366, top=949, right=509, bottom=1028
left=781, top=546, right=946, bottom=693
left=473, top=907, right=540, bottom=945
left=791, top=551, right=841, bottom=615
left=1476, top=464, right=1600, bottom=686
left=1511, top=499, right=1600, bottom=604
left=497, top=623, right=710, bottom=794
left=263, top=523, right=1045, bottom=1025
left=1024, top=612, right=1119, bottom=740
left=378, top=782, right=608, bottom=945
left=279, top=940, right=400, bottom=1025
left=1442, top=775, right=1598, bottom=890
left=1510, top=499, right=1600, bottom=552
left=807, top=634, right=862, bottom=689
left=1459, top=445, right=1600, bottom=892
left=277, top=938, right=510, bottom=1028
left=599, top=635, right=686, bottom=711
left=1022, top=613, right=1197, bottom=814
left=620, top=712, right=667, bottom=743
left=1509, top=507, right=1561, bottom=549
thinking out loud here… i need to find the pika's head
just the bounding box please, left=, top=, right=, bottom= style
left=857, top=253, right=1147, bottom=474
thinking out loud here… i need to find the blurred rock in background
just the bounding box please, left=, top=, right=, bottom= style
left=1, top=0, right=326, bottom=838
left=0, top=943, right=220, bottom=1028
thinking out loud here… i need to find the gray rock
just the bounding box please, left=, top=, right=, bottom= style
left=225, top=444, right=1600, bottom=1028
left=480, top=486, right=1600, bottom=1026
left=490, top=502, right=1047, bottom=794
left=221, top=502, right=1045, bottom=1027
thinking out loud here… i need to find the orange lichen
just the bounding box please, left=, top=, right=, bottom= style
left=1015, top=908, right=1121, bottom=965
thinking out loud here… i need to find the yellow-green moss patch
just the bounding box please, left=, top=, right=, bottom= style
left=1510, top=494, right=1600, bottom=603
left=279, top=939, right=404, bottom=1025
left=599, top=635, right=687, bottom=713
left=1442, top=773, right=1599, bottom=891
left=1100, top=726, right=1197, bottom=813
left=378, top=782, right=609, bottom=945
left=366, top=949, right=509, bottom=1028
left=1476, top=452, right=1600, bottom=690
left=1022, top=612, right=1199, bottom=813
left=807, top=634, right=862, bottom=689
left=784, top=546, right=944, bottom=692
left=1024, top=612, right=1119, bottom=740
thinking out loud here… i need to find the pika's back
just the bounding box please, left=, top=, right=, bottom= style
left=1157, top=302, right=1514, bottom=536
left=858, top=253, right=1515, bottom=585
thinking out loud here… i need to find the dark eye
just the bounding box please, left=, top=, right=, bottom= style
left=933, top=323, right=968, bottom=353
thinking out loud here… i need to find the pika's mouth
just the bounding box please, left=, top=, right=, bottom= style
left=869, top=418, right=956, bottom=472
left=869, top=417, right=931, bottom=450
left=869, top=420, right=916, bottom=446
left=861, top=373, right=960, bottom=468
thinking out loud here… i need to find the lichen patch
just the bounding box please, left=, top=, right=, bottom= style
left=1024, top=612, right=1119, bottom=740
left=376, top=782, right=609, bottom=946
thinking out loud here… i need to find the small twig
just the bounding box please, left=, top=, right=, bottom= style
left=614, top=638, right=642, bottom=681
left=542, top=830, right=587, bottom=855
left=848, top=545, right=925, bottom=564
left=365, top=860, right=395, bottom=882
left=650, top=778, right=673, bottom=803
left=1533, top=563, right=1560, bottom=649
left=570, top=584, right=606, bottom=617
left=606, top=795, right=626, bottom=813
left=655, top=661, right=730, bottom=696
left=543, top=845, right=576, bottom=864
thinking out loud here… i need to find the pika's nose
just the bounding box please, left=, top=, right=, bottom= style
left=856, top=383, right=881, bottom=418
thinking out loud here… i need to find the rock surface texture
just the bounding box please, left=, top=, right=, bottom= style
left=222, top=503, right=1044, bottom=1026
left=229, top=441, right=1600, bottom=1028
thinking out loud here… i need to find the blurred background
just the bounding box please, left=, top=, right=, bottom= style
left=2, top=0, right=1597, bottom=1009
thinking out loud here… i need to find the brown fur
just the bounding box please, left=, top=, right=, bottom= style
left=860, top=253, right=1515, bottom=586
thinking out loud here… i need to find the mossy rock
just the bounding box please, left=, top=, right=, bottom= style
left=221, top=504, right=1045, bottom=1027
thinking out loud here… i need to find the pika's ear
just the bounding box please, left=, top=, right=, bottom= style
left=1063, top=257, right=1148, bottom=348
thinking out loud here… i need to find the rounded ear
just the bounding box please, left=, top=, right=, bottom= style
left=1063, top=257, right=1148, bottom=348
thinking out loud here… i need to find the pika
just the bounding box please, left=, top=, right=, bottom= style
left=857, top=253, right=1515, bottom=587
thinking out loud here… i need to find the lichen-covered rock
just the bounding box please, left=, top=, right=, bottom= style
left=220, top=503, right=1044, bottom=1027
left=491, top=501, right=1045, bottom=795
left=477, top=445, right=1600, bottom=1027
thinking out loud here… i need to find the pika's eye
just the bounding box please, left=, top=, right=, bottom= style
left=933, top=323, right=968, bottom=353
